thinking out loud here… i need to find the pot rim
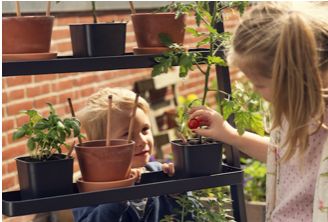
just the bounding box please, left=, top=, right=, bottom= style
left=76, top=139, right=135, bottom=149
left=171, top=139, right=222, bottom=147
left=3, top=16, right=55, bottom=20
left=131, top=12, right=185, bottom=17
left=16, top=154, right=72, bottom=164
left=69, top=22, right=127, bottom=26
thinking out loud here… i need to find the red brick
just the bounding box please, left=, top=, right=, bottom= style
left=34, top=74, right=57, bottom=83
left=33, top=96, right=57, bottom=109
left=6, top=160, right=17, bottom=174
left=2, top=175, right=16, bottom=190
left=74, top=75, right=98, bottom=86
left=3, top=135, right=7, bottom=147
left=57, top=41, right=73, bottom=52
left=55, top=16, right=80, bottom=26
left=16, top=115, right=29, bottom=128
left=2, top=144, right=27, bottom=161
left=6, top=76, right=32, bottom=87
left=2, top=92, right=8, bottom=103
left=52, top=28, right=70, bottom=40
left=7, top=101, right=33, bottom=116
left=58, top=91, right=77, bottom=104
left=7, top=89, right=25, bottom=101
left=2, top=119, right=15, bottom=132
left=80, top=87, right=96, bottom=97
left=52, top=79, right=74, bottom=91
left=26, top=84, right=50, bottom=98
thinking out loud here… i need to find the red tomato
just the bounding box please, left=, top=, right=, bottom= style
left=188, top=118, right=200, bottom=129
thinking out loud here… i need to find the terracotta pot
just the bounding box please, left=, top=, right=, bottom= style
left=77, top=171, right=138, bottom=193
left=131, top=13, right=186, bottom=48
left=75, top=139, right=135, bottom=182
left=246, top=201, right=266, bottom=222
left=2, top=16, right=54, bottom=54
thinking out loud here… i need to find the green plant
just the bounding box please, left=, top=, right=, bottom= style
left=161, top=187, right=235, bottom=222
left=152, top=2, right=249, bottom=140
left=241, top=158, right=266, bottom=202
left=217, top=80, right=269, bottom=136
left=13, top=103, right=83, bottom=160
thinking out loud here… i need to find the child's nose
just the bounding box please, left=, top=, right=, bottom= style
left=135, top=133, right=147, bottom=147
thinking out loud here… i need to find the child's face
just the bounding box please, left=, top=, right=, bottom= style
left=236, top=55, right=273, bottom=102
left=112, top=108, right=154, bottom=168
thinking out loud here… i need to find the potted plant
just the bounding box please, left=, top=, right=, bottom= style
left=242, top=158, right=266, bottom=222
left=151, top=2, right=249, bottom=178
left=2, top=1, right=56, bottom=61
left=74, top=95, right=136, bottom=193
left=69, top=1, right=126, bottom=57
left=13, top=103, right=82, bottom=199
left=130, top=2, right=191, bottom=55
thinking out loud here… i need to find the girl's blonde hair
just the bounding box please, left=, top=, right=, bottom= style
left=228, top=2, right=328, bottom=160
left=78, top=87, right=150, bottom=141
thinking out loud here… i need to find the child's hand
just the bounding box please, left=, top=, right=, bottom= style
left=162, top=163, right=175, bottom=177
left=131, top=167, right=146, bottom=183
left=188, top=106, right=236, bottom=143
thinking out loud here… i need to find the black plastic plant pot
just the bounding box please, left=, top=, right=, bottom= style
left=69, top=23, right=126, bottom=57
left=16, top=154, right=74, bottom=199
left=171, top=139, right=223, bottom=178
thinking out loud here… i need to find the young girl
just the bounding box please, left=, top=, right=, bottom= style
left=189, top=2, right=328, bottom=222
left=72, top=87, right=187, bottom=222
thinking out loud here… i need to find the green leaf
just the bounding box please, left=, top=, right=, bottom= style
left=235, top=111, right=251, bottom=135
left=185, top=27, right=202, bottom=37
left=222, top=100, right=235, bottom=120
left=250, top=113, right=265, bottom=136
left=13, top=130, right=26, bottom=140
left=207, top=56, right=226, bottom=66
left=71, top=121, right=81, bottom=137
left=27, top=138, right=36, bottom=151
left=196, top=37, right=210, bottom=48
left=159, top=33, right=173, bottom=46
left=34, top=121, right=48, bottom=130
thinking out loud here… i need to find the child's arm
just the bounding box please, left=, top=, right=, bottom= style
left=189, top=106, right=269, bottom=163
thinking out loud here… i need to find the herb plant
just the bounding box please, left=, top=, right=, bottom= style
left=13, top=103, right=83, bottom=160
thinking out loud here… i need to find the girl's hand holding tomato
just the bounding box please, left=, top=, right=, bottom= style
left=188, top=106, right=236, bottom=144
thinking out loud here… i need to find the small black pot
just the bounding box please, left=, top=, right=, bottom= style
left=69, top=23, right=126, bottom=57
left=171, top=139, right=223, bottom=178
left=16, top=154, right=73, bottom=199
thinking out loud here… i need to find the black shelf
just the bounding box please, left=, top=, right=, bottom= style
left=2, top=165, right=242, bottom=217
left=2, top=49, right=209, bottom=76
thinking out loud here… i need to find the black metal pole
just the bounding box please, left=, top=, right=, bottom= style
left=210, top=2, right=247, bottom=222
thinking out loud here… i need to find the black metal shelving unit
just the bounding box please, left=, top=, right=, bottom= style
left=2, top=8, right=247, bottom=221
left=2, top=50, right=247, bottom=222
left=3, top=165, right=242, bottom=217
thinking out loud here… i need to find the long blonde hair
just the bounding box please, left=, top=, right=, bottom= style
left=228, top=2, right=328, bottom=160
left=78, top=87, right=150, bottom=141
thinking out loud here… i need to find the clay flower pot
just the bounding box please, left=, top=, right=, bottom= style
left=69, top=23, right=126, bottom=57
left=131, top=13, right=186, bottom=48
left=2, top=16, right=54, bottom=54
left=171, top=139, right=223, bottom=178
left=75, top=139, right=135, bottom=182
left=76, top=171, right=138, bottom=193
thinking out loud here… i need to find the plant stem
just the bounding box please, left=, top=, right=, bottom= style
left=91, top=1, right=97, bottom=24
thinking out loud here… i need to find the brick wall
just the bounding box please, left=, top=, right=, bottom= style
left=2, top=9, right=241, bottom=222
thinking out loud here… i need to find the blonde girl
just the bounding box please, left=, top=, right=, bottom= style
left=189, top=2, right=328, bottom=222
